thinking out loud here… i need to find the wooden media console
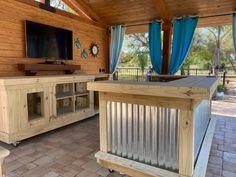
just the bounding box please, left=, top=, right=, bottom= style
left=0, top=74, right=108, bottom=144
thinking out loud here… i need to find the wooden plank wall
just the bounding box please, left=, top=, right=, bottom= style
left=0, top=0, right=109, bottom=76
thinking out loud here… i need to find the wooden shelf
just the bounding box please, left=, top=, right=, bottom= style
left=74, top=82, right=87, bottom=93
left=56, top=92, right=73, bottom=100
left=57, top=107, right=73, bottom=115
left=56, top=82, right=90, bottom=116
left=74, top=92, right=89, bottom=97
left=53, top=77, right=101, bottom=117
left=56, top=96, right=73, bottom=101
left=75, top=106, right=89, bottom=111
left=18, top=64, right=81, bottom=76
left=28, top=113, right=42, bottom=121
left=27, top=92, right=43, bottom=121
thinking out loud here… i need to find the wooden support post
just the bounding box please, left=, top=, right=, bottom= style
left=162, top=22, right=173, bottom=75
left=99, top=92, right=108, bottom=152
left=179, top=110, right=195, bottom=177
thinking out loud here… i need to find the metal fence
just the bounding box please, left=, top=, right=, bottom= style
left=116, top=67, right=145, bottom=81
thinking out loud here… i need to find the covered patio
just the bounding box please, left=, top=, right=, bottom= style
left=0, top=100, right=235, bottom=177
left=0, top=0, right=236, bottom=177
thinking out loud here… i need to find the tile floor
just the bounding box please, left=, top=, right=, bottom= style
left=1, top=100, right=236, bottom=177
left=205, top=116, right=236, bottom=177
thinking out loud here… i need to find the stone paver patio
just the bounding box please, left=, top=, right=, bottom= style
left=206, top=116, right=236, bottom=177
left=1, top=100, right=236, bottom=177
left=206, top=100, right=236, bottom=177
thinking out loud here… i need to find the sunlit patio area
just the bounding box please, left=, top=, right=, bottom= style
left=0, top=100, right=235, bottom=177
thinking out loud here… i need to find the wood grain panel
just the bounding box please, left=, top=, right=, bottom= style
left=83, top=0, right=235, bottom=27
left=0, top=0, right=109, bottom=76
left=83, top=0, right=159, bottom=25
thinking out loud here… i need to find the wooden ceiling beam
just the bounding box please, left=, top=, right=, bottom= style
left=62, top=0, right=105, bottom=24
left=126, top=24, right=148, bottom=34
left=152, top=0, right=172, bottom=22
left=198, top=15, right=232, bottom=27
left=14, top=0, right=105, bottom=27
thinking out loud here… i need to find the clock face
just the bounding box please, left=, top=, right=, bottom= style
left=92, top=46, right=98, bottom=54
left=90, top=43, right=99, bottom=58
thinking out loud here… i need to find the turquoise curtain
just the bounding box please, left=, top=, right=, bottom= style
left=149, top=21, right=162, bottom=74
left=169, top=17, right=199, bottom=75
left=233, top=14, right=236, bottom=52
left=109, top=25, right=126, bottom=73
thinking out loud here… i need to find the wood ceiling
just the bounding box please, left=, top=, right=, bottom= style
left=17, top=0, right=236, bottom=32
left=71, top=0, right=236, bottom=28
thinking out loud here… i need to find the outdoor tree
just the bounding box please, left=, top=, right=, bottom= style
left=183, top=25, right=236, bottom=74
left=136, top=52, right=149, bottom=75
left=120, top=33, right=151, bottom=69
left=206, top=26, right=233, bottom=70
left=120, top=25, right=236, bottom=74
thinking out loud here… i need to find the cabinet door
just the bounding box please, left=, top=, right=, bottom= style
left=74, top=81, right=94, bottom=112
left=20, top=87, right=51, bottom=130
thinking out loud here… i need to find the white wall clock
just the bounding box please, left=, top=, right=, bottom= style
left=89, top=43, right=99, bottom=58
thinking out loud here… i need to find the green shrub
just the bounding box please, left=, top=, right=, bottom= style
left=217, top=84, right=226, bottom=93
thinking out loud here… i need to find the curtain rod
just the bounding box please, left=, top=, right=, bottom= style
left=124, top=12, right=234, bottom=27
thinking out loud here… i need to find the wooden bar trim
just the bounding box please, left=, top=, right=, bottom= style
left=209, top=77, right=220, bottom=98
left=87, top=80, right=211, bottom=100
left=99, top=92, right=108, bottom=152
left=193, top=118, right=216, bottom=177
left=179, top=110, right=195, bottom=176
left=95, top=151, right=183, bottom=177
left=99, top=92, right=192, bottom=111
left=191, top=99, right=202, bottom=110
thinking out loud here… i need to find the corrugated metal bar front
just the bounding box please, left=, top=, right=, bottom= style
left=106, top=101, right=180, bottom=172
left=194, top=100, right=211, bottom=161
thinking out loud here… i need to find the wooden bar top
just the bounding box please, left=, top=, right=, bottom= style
left=87, top=76, right=219, bottom=99
left=0, top=74, right=109, bottom=86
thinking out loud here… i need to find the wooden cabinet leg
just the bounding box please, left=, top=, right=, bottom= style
left=0, top=147, right=10, bottom=177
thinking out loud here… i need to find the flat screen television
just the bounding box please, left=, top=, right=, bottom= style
left=25, top=21, right=73, bottom=60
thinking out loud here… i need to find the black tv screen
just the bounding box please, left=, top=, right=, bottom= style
left=25, top=21, right=73, bottom=60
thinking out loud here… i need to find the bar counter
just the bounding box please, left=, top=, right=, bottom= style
left=87, top=76, right=219, bottom=177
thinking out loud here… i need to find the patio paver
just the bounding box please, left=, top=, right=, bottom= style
left=206, top=116, right=236, bottom=177
left=1, top=100, right=236, bottom=177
